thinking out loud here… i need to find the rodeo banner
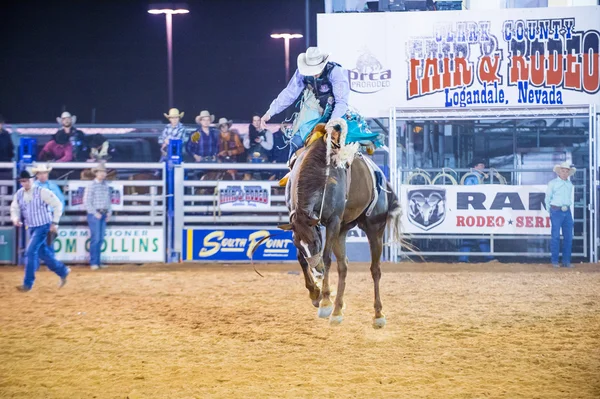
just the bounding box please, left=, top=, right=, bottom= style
left=318, top=6, right=600, bottom=117
left=69, top=182, right=124, bottom=210
left=217, top=181, right=271, bottom=212
left=184, top=229, right=297, bottom=262
left=401, top=185, right=572, bottom=235
left=53, top=227, right=164, bottom=263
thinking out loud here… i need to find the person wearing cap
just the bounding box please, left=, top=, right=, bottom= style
left=83, top=163, right=112, bottom=270
left=32, top=163, right=65, bottom=207
left=159, top=108, right=187, bottom=161
left=87, top=133, right=115, bottom=162
left=546, top=162, right=576, bottom=268
left=260, top=47, right=382, bottom=184
left=0, top=115, right=15, bottom=162
left=458, top=158, right=494, bottom=263
left=56, top=111, right=87, bottom=162
left=10, top=170, right=70, bottom=292
left=185, top=110, right=219, bottom=163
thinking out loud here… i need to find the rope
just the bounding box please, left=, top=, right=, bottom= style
left=318, top=131, right=333, bottom=221
left=405, top=168, right=432, bottom=185
left=431, top=167, right=458, bottom=185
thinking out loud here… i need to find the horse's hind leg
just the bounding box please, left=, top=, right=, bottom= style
left=297, top=253, right=321, bottom=308
left=364, top=224, right=387, bottom=329
left=318, top=220, right=341, bottom=319
left=330, top=231, right=349, bottom=325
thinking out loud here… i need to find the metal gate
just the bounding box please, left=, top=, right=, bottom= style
left=388, top=105, right=598, bottom=263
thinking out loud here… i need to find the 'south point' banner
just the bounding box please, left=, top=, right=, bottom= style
left=317, top=6, right=600, bottom=117
left=400, top=185, right=571, bottom=235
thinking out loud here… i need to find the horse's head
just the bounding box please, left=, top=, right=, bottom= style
left=279, top=210, right=322, bottom=268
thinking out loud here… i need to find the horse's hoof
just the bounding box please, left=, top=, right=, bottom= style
left=329, top=315, right=344, bottom=325
left=317, top=306, right=333, bottom=319
left=311, top=299, right=320, bottom=308
left=373, top=316, right=387, bottom=329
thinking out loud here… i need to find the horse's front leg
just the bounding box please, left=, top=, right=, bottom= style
left=329, top=232, right=349, bottom=325
left=297, top=253, right=322, bottom=308
left=318, top=219, right=340, bottom=319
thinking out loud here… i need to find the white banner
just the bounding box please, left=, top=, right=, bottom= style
left=69, top=181, right=124, bottom=210
left=318, top=6, right=600, bottom=117
left=53, top=227, right=164, bottom=263
left=401, top=185, right=570, bottom=235
left=217, top=181, right=271, bottom=212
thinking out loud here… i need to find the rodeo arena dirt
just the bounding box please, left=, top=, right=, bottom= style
left=2, top=2, right=600, bottom=399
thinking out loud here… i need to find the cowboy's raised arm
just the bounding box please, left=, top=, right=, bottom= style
left=266, top=69, right=305, bottom=119
left=330, top=66, right=350, bottom=120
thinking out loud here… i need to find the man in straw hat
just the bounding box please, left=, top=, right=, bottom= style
left=32, top=163, right=65, bottom=206
left=260, top=47, right=383, bottom=185
left=10, top=170, right=70, bottom=292
left=185, top=110, right=219, bottom=163
left=545, top=161, right=576, bottom=268
left=159, top=108, right=187, bottom=160
left=83, top=163, right=112, bottom=270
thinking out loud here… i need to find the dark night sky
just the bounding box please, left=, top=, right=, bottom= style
left=0, top=0, right=323, bottom=124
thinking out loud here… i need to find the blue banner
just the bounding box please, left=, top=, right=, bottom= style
left=184, top=229, right=297, bottom=262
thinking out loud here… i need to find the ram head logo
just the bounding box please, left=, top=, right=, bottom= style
left=407, top=189, right=446, bottom=231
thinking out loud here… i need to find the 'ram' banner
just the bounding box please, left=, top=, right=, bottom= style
left=183, top=229, right=297, bottom=262
left=401, top=185, right=571, bottom=235
left=317, top=6, right=600, bottom=117
left=217, top=181, right=271, bottom=212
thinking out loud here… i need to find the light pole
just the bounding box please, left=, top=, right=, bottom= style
left=271, top=33, right=303, bottom=83
left=148, top=2, right=189, bottom=108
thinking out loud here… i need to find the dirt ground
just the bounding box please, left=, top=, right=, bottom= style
left=0, top=261, right=599, bottom=399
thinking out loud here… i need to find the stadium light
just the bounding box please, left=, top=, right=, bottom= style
left=271, top=32, right=304, bottom=82
left=148, top=3, right=190, bottom=107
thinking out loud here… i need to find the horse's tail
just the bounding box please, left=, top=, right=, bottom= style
left=386, top=185, right=403, bottom=244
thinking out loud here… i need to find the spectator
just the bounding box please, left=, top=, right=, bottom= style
left=216, top=118, right=244, bottom=180
left=458, top=158, right=494, bottom=263
left=39, top=129, right=73, bottom=162
left=159, top=108, right=186, bottom=160
left=270, top=122, right=289, bottom=164
left=186, top=110, right=219, bottom=163
left=83, top=163, right=112, bottom=270
left=0, top=115, right=15, bottom=162
left=243, top=115, right=273, bottom=162
left=10, top=170, right=69, bottom=292
left=32, top=163, right=65, bottom=206
left=88, top=133, right=115, bottom=162
left=56, top=112, right=87, bottom=161
left=546, top=162, right=576, bottom=268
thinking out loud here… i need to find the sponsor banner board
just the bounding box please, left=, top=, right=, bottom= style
left=0, top=227, right=15, bottom=264
left=184, top=229, right=297, bottom=261
left=318, top=6, right=600, bottom=117
left=401, top=185, right=570, bottom=235
left=53, top=227, right=164, bottom=263
left=69, top=182, right=124, bottom=210
left=217, top=181, right=271, bottom=212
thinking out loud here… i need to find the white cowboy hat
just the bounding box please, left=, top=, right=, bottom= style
left=297, top=47, right=330, bottom=76
left=31, top=163, right=52, bottom=174
left=92, top=163, right=107, bottom=174
left=217, top=117, right=232, bottom=127
left=195, top=110, right=215, bottom=124
left=553, top=161, right=576, bottom=176
left=164, top=108, right=184, bottom=119
left=56, top=111, right=77, bottom=125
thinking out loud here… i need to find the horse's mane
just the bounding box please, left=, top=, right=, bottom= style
left=292, top=125, right=329, bottom=242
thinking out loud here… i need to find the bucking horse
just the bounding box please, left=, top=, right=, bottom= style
left=279, top=119, right=402, bottom=328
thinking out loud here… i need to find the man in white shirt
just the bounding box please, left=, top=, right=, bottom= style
left=10, top=170, right=70, bottom=292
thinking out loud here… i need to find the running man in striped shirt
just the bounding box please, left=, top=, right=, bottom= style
left=10, top=170, right=70, bottom=292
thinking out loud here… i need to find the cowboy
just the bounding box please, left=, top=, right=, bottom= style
left=88, top=133, right=115, bottom=162
left=56, top=111, right=87, bottom=161
left=260, top=47, right=382, bottom=185
left=10, top=170, right=70, bottom=292
left=546, top=161, right=575, bottom=268
left=159, top=108, right=187, bottom=160
left=32, top=163, right=65, bottom=206
left=216, top=118, right=244, bottom=161
left=185, top=110, right=219, bottom=163
left=0, top=115, right=14, bottom=162
left=83, top=163, right=112, bottom=270
left=458, top=158, right=494, bottom=263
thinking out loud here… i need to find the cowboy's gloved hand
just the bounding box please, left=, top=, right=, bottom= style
left=260, top=113, right=270, bottom=129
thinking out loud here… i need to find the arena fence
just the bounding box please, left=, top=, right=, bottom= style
left=0, top=162, right=17, bottom=264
